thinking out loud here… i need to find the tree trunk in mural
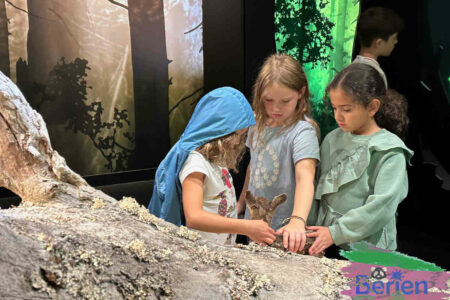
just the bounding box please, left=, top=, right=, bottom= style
left=0, top=72, right=349, bottom=299
left=18, top=1, right=137, bottom=174
left=26, top=0, right=82, bottom=86
left=24, top=1, right=87, bottom=122
left=128, top=0, right=169, bottom=168
left=0, top=0, right=10, bottom=77
left=330, top=0, right=349, bottom=76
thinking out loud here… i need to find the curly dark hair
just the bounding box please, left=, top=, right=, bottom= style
left=357, top=7, right=404, bottom=47
left=326, top=63, right=409, bottom=140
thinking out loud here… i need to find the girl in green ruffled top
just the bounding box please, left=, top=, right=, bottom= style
left=306, top=63, right=413, bottom=255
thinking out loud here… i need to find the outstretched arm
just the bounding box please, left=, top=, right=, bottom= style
left=182, top=172, right=276, bottom=244
left=307, top=151, right=408, bottom=253
left=276, top=158, right=316, bottom=252
left=329, top=152, right=407, bottom=245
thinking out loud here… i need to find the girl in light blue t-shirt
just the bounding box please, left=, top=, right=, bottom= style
left=238, top=54, right=320, bottom=253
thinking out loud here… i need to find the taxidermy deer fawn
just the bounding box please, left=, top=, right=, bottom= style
left=245, top=191, right=324, bottom=257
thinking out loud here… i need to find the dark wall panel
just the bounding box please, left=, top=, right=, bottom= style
left=203, top=0, right=244, bottom=93
left=243, top=0, right=276, bottom=100
left=358, top=0, right=450, bottom=270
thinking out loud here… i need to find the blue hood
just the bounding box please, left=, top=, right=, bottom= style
left=149, top=87, right=255, bottom=225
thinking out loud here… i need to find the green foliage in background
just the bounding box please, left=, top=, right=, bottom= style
left=275, top=0, right=334, bottom=68
left=275, top=0, right=360, bottom=139
left=448, top=76, right=450, bottom=101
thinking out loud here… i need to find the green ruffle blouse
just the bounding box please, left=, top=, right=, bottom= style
left=309, top=128, right=413, bottom=250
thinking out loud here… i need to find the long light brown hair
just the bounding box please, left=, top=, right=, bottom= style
left=251, top=53, right=319, bottom=146
left=196, top=130, right=247, bottom=172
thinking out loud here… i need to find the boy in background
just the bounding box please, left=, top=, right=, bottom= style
left=353, top=7, right=404, bottom=87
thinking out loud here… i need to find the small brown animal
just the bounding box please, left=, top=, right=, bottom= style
left=245, top=190, right=324, bottom=257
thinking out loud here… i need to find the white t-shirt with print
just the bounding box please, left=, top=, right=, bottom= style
left=179, top=151, right=237, bottom=245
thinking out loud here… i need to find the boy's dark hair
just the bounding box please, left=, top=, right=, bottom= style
left=357, top=7, right=404, bottom=47
left=326, top=63, right=409, bottom=140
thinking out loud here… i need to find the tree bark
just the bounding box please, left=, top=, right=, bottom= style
left=0, top=71, right=350, bottom=299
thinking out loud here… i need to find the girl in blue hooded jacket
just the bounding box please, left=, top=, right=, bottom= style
left=149, top=87, right=276, bottom=245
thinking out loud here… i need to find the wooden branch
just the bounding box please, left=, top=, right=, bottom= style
left=5, top=0, right=57, bottom=22
left=5, top=0, right=29, bottom=15
left=0, top=71, right=87, bottom=203
left=169, top=87, right=203, bottom=114
left=184, top=22, right=202, bottom=34
left=106, top=0, right=128, bottom=10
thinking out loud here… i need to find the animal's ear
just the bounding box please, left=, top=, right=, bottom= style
left=245, top=190, right=255, bottom=205
left=271, top=194, right=287, bottom=210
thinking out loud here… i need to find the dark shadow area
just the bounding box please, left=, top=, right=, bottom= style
left=359, top=0, right=450, bottom=270
left=0, top=168, right=155, bottom=210
left=203, top=0, right=244, bottom=94
left=84, top=168, right=155, bottom=207
left=243, top=0, right=276, bottom=99
left=0, top=189, right=21, bottom=209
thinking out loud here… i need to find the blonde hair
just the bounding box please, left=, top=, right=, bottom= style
left=251, top=53, right=319, bottom=145
left=196, top=130, right=247, bottom=172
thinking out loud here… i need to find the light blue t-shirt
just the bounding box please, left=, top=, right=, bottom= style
left=245, top=120, right=320, bottom=229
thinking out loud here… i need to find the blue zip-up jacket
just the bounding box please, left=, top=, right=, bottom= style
left=149, top=87, right=255, bottom=226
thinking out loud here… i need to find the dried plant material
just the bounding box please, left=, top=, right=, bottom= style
left=91, top=197, right=106, bottom=209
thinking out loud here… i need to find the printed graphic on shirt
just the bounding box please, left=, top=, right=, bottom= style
left=221, top=168, right=232, bottom=188
left=252, top=144, right=279, bottom=189
left=221, top=168, right=235, bottom=198
left=216, top=190, right=235, bottom=217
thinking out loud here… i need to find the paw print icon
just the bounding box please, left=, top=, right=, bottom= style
left=371, top=267, right=387, bottom=280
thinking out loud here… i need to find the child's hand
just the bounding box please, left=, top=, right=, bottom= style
left=247, top=220, right=276, bottom=245
left=275, top=218, right=306, bottom=252
left=305, top=226, right=334, bottom=255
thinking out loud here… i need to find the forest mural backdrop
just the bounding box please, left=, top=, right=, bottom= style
left=0, top=0, right=203, bottom=175
left=275, top=0, right=359, bottom=138
left=0, top=0, right=359, bottom=175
